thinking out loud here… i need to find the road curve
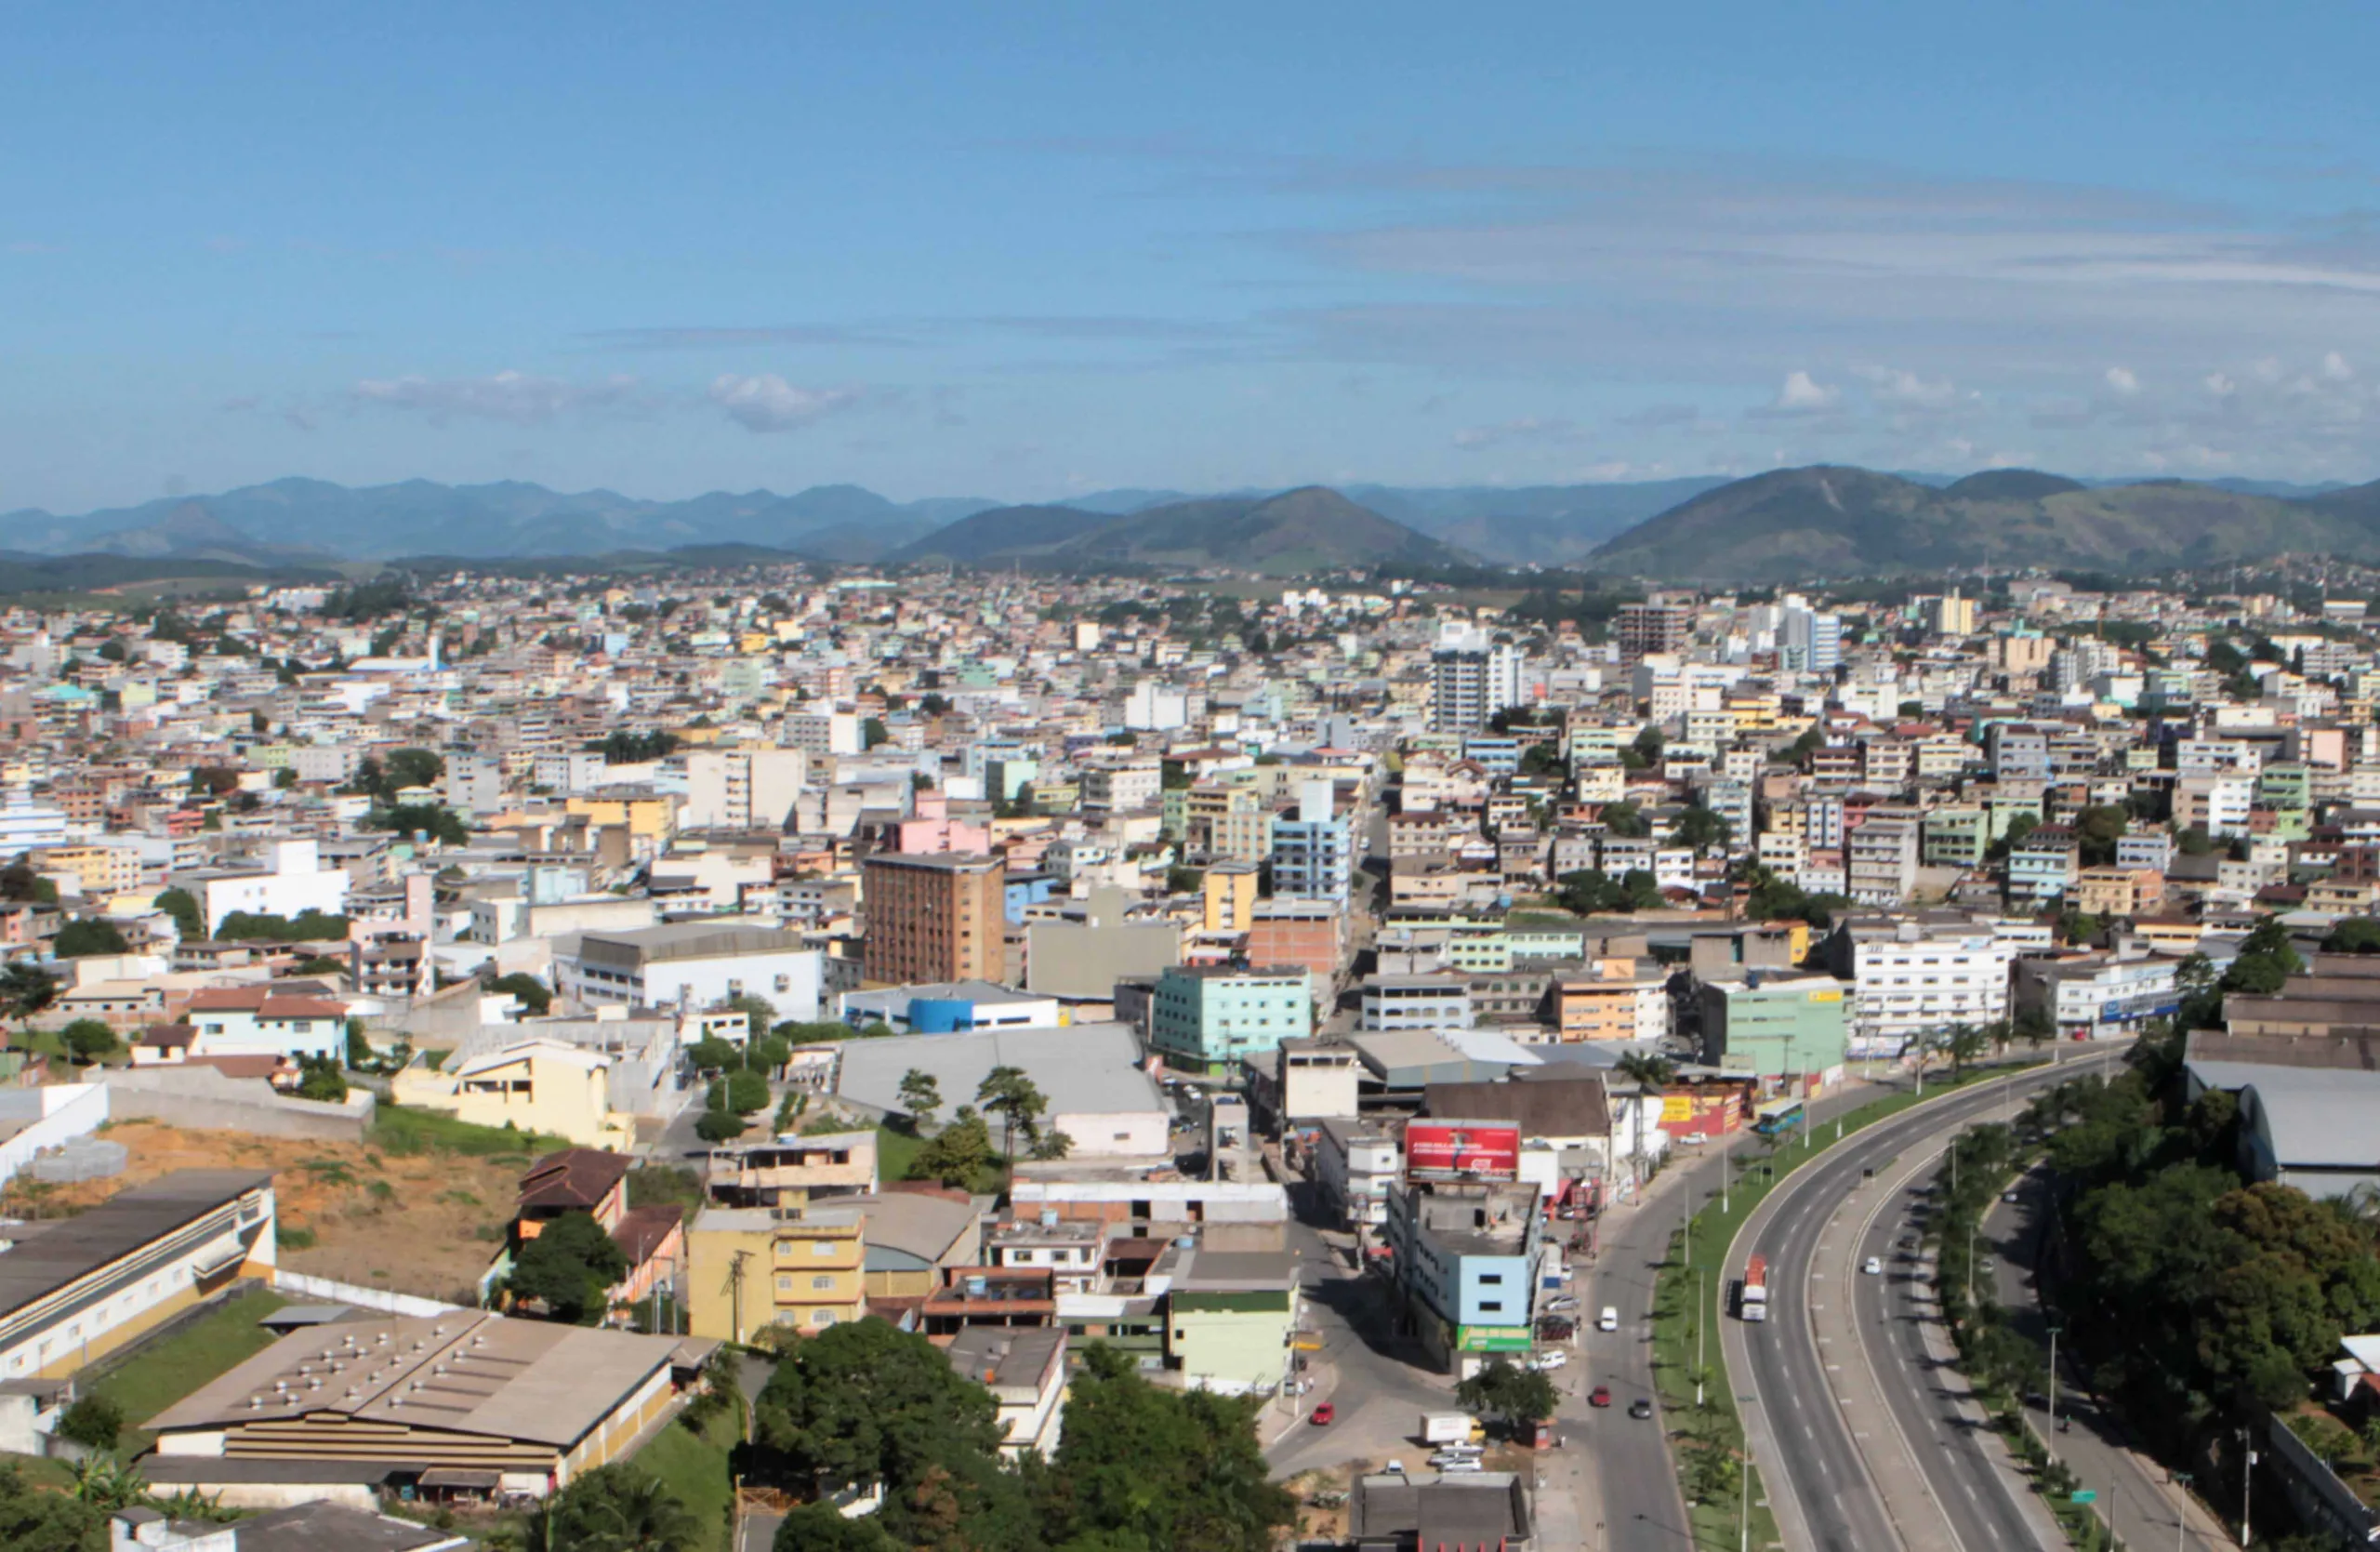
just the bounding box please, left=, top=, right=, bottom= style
left=1726, top=1052, right=2124, bottom=1552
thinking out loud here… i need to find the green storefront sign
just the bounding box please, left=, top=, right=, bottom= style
left=1458, top=1324, right=1534, bottom=1352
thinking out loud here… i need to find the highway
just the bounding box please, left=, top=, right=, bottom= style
left=1582, top=1078, right=1902, bottom=1548
left=1726, top=1051, right=2123, bottom=1552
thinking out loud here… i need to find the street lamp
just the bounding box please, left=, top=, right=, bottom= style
left=2046, top=1322, right=2063, bottom=1454
left=2174, top=1471, right=2193, bottom=1552
left=1696, top=1268, right=1706, bottom=1407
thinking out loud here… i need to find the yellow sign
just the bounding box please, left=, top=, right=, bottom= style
left=1661, top=1095, right=1695, bottom=1123
left=1805, top=988, right=1843, bottom=1002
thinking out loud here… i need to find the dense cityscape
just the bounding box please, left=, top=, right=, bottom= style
left=0, top=542, right=2371, bottom=1551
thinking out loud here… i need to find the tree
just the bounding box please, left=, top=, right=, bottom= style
left=542, top=1463, right=702, bottom=1552
left=1614, top=1053, right=1677, bottom=1091
left=596, top=729, right=680, bottom=763
left=1673, top=803, right=1731, bottom=856
left=382, top=747, right=445, bottom=792
left=2325, top=918, right=2380, bottom=955
left=60, top=1019, right=120, bottom=1065
left=0, top=1461, right=106, bottom=1551
left=686, top=1036, right=741, bottom=1073
left=0, top=964, right=57, bottom=1028
left=52, top=918, right=129, bottom=958
left=54, top=1394, right=123, bottom=1452
left=215, top=909, right=350, bottom=942
left=773, top=1505, right=901, bottom=1552
left=489, top=972, right=553, bottom=1015
left=152, top=886, right=204, bottom=940
left=720, top=1068, right=771, bottom=1116
left=0, top=857, right=57, bottom=905
left=754, top=1319, right=1006, bottom=1497
left=2073, top=803, right=2130, bottom=868
left=908, top=1106, right=995, bottom=1187
left=1455, top=1357, right=1560, bottom=1435
left=694, top=1108, right=747, bottom=1145
left=1601, top=800, right=1649, bottom=838
left=898, top=1068, right=944, bottom=1128
left=509, top=1210, right=628, bottom=1323
left=364, top=803, right=469, bottom=845
left=1944, top=1023, right=1990, bottom=1081
left=296, top=1054, right=347, bottom=1103
left=976, top=1066, right=1048, bottom=1164
left=863, top=716, right=890, bottom=749
left=1026, top=1128, right=1074, bottom=1161
left=1042, top=1341, right=1296, bottom=1552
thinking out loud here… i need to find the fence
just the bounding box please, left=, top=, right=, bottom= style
left=102, top=1067, right=373, bottom=1142
left=0, top=1083, right=108, bottom=1190
left=271, top=1268, right=461, bottom=1318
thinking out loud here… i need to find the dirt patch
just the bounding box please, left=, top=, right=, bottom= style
left=9, top=1117, right=523, bottom=1304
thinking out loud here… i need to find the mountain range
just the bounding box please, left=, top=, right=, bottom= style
left=1584, top=466, right=2380, bottom=581
left=7, top=466, right=2380, bottom=584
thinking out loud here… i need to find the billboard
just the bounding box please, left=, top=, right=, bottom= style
left=1458, top=1324, right=1535, bottom=1352
left=1407, top=1121, right=1522, bottom=1180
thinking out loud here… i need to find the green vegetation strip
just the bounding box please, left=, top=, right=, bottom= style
left=631, top=1408, right=742, bottom=1552
left=370, top=1101, right=568, bottom=1160
left=1649, top=1064, right=2036, bottom=1550
left=87, top=1290, right=288, bottom=1453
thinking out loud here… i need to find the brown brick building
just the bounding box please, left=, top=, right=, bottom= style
left=862, top=852, right=1006, bottom=985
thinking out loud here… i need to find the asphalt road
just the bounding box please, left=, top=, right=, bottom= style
left=1584, top=1076, right=1909, bottom=1549
left=1734, top=1052, right=2123, bottom=1552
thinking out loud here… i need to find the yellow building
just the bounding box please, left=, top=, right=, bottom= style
left=564, top=792, right=675, bottom=840
left=391, top=1040, right=636, bottom=1150
left=686, top=1202, right=867, bottom=1345
left=1201, top=863, right=1260, bottom=933
left=32, top=843, right=142, bottom=895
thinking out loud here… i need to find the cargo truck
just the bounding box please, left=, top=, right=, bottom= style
left=1739, top=1253, right=1769, bottom=1321
left=1421, top=1412, right=1486, bottom=1446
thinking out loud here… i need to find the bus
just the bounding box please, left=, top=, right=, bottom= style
left=1752, top=1102, right=1805, bottom=1137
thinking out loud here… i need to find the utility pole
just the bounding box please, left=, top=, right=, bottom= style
left=2240, top=1426, right=2254, bottom=1547
left=2047, top=1323, right=2063, bottom=1455
left=2174, top=1471, right=2193, bottom=1552
left=1696, top=1268, right=1706, bottom=1407
left=1739, top=1453, right=1752, bottom=1552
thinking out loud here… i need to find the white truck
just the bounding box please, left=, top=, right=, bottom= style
left=1421, top=1412, right=1484, bottom=1446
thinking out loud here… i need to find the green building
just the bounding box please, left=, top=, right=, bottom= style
left=1696, top=972, right=1851, bottom=1079
left=1149, top=966, right=1315, bottom=1075
left=1921, top=807, right=1989, bottom=869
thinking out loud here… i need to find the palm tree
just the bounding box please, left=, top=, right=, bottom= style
left=976, top=1065, right=1048, bottom=1165
left=1612, top=1053, right=1677, bottom=1184
left=542, top=1463, right=702, bottom=1552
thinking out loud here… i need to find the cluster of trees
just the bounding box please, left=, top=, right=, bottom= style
left=212, top=909, right=350, bottom=943
left=594, top=729, right=680, bottom=763
left=1554, top=867, right=1663, bottom=916
left=345, top=747, right=445, bottom=803
left=361, top=802, right=470, bottom=846
left=2039, top=1050, right=2380, bottom=1459
left=1739, top=864, right=1850, bottom=931
left=692, top=1028, right=796, bottom=1145
left=52, top=918, right=128, bottom=958
left=899, top=1065, right=1072, bottom=1187
left=0, top=857, right=58, bottom=905
left=758, top=1327, right=1292, bottom=1552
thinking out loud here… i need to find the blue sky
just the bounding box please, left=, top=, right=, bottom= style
left=7, top=2, right=2380, bottom=512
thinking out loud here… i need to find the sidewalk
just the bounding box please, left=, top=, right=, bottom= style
left=1987, top=1182, right=2238, bottom=1551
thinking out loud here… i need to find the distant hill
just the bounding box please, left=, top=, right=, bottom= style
left=1584, top=466, right=2380, bottom=581
left=893, top=486, right=1470, bottom=576
left=0, top=478, right=1002, bottom=562
left=1342, top=478, right=1731, bottom=564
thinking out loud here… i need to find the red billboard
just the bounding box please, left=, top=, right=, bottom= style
left=1406, top=1121, right=1521, bottom=1180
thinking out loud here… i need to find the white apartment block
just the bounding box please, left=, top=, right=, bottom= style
left=1843, top=926, right=2014, bottom=1057
left=683, top=748, right=807, bottom=830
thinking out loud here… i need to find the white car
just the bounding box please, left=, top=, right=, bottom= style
left=1435, top=1458, right=1486, bottom=1474
left=1863, top=1256, right=1884, bottom=1275
left=1597, top=1307, right=1620, bottom=1333
left=1527, top=1348, right=1568, bottom=1372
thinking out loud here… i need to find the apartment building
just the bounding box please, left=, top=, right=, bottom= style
left=862, top=852, right=1006, bottom=985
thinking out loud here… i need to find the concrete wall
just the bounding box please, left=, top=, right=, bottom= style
left=0, top=1083, right=107, bottom=1189
left=102, top=1068, right=373, bottom=1142
left=271, top=1268, right=458, bottom=1317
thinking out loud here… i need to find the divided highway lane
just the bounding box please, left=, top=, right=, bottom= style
left=1587, top=1081, right=1899, bottom=1549
left=1844, top=1070, right=2122, bottom=1552
left=1728, top=1055, right=2122, bottom=1552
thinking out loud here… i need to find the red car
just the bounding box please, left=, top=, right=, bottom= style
left=1310, top=1402, right=1335, bottom=1426
left=1588, top=1386, right=1612, bottom=1409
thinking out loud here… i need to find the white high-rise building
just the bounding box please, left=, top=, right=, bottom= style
left=1430, top=625, right=1524, bottom=732
left=683, top=749, right=808, bottom=831
left=1778, top=594, right=1843, bottom=674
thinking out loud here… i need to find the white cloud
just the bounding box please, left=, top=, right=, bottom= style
left=352, top=369, right=641, bottom=426
left=2323, top=351, right=2355, bottom=382
left=2104, top=365, right=2141, bottom=396
left=1750, top=370, right=1842, bottom=418
left=1856, top=365, right=1958, bottom=409
left=708, top=374, right=862, bottom=433
left=2203, top=372, right=2238, bottom=398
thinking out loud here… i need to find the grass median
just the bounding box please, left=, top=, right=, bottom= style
left=1646, top=1061, right=2043, bottom=1550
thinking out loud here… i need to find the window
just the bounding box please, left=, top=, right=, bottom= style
left=813, top=1240, right=836, bottom=1256
left=812, top=1275, right=835, bottom=1291
left=1480, top=1301, right=1503, bottom=1313
left=776, top=1275, right=793, bottom=1291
